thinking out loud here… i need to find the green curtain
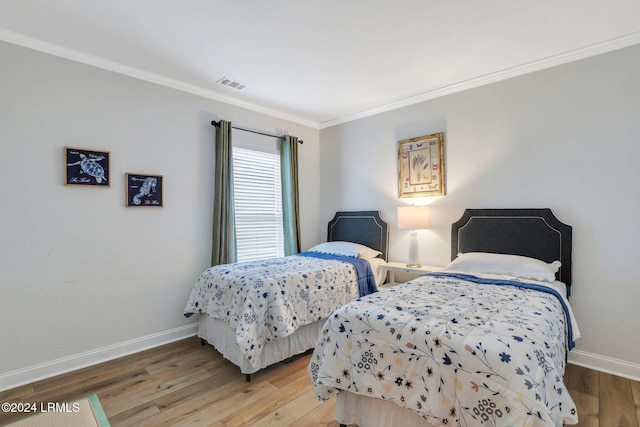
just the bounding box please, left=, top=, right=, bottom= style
left=280, top=135, right=301, bottom=255
left=211, top=120, right=237, bottom=266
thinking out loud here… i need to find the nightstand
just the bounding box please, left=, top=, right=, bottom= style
left=380, top=262, right=444, bottom=288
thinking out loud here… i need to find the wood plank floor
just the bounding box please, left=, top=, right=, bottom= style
left=0, top=337, right=638, bottom=426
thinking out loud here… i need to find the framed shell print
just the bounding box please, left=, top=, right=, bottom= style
left=398, top=133, right=445, bottom=197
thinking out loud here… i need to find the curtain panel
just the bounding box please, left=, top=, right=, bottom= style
left=281, top=135, right=301, bottom=255
left=211, top=120, right=237, bottom=266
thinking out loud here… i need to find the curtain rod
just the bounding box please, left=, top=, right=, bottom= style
left=211, top=120, right=303, bottom=144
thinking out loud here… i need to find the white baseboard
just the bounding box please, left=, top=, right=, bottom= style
left=2, top=325, right=638, bottom=392
left=568, top=349, right=640, bottom=382
left=0, top=323, right=198, bottom=392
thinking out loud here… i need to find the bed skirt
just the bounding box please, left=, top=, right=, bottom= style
left=336, top=392, right=436, bottom=427
left=197, top=314, right=325, bottom=374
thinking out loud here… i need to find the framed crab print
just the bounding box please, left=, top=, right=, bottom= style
left=65, top=147, right=110, bottom=186
left=126, top=173, right=163, bottom=207
left=398, top=132, right=445, bottom=197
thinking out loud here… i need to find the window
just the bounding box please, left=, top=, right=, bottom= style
left=232, top=147, right=284, bottom=262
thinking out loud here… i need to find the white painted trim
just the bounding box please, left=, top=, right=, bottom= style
left=2, top=28, right=640, bottom=130
left=0, top=323, right=198, bottom=392
left=0, top=29, right=319, bottom=129
left=568, top=349, right=640, bottom=382
left=0, top=324, right=637, bottom=392
left=319, top=31, right=640, bottom=128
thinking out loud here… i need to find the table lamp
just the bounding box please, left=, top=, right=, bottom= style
left=397, top=206, right=431, bottom=267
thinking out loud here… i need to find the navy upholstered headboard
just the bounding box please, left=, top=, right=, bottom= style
left=451, top=209, right=572, bottom=289
left=327, top=211, right=389, bottom=261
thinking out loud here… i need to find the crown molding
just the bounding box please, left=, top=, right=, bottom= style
left=319, top=31, right=640, bottom=129
left=0, top=28, right=319, bottom=129
left=3, top=28, right=639, bottom=131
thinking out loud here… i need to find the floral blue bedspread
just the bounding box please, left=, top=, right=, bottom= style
left=184, top=254, right=371, bottom=368
left=309, top=272, right=578, bottom=426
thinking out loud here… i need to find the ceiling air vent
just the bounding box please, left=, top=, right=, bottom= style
left=217, top=77, right=247, bottom=91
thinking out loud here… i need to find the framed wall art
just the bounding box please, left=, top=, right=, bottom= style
left=65, top=147, right=110, bottom=186
left=398, top=132, right=445, bottom=197
left=126, top=173, right=163, bottom=207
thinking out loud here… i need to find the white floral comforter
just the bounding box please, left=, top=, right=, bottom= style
left=184, top=254, right=368, bottom=368
left=309, top=272, right=579, bottom=426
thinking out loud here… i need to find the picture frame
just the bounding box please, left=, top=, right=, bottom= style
left=64, top=147, right=110, bottom=186
left=125, top=173, right=163, bottom=207
left=398, top=132, right=445, bottom=197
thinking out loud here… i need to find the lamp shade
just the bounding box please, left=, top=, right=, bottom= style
left=397, top=206, right=431, bottom=230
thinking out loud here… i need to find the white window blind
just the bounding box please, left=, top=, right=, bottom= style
left=233, top=147, right=284, bottom=262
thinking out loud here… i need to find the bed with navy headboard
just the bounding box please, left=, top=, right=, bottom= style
left=184, top=211, right=389, bottom=380
left=309, top=208, right=580, bottom=427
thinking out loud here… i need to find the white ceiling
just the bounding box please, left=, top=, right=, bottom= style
left=2, top=1, right=640, bottom=128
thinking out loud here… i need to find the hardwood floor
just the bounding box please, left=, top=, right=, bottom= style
left=0, top=337, right=638, bottom=426
left=564, top=362, right=640, bottom=427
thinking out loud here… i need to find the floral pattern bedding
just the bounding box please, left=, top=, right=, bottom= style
left=309, top=272, right=579, bottom=426
left=184, top=254, right=370, bottom=368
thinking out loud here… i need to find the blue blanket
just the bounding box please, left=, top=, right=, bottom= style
left=298, top=251, right=378, bottom=297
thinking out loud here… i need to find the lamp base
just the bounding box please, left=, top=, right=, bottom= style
left=407, top=230, right=421, bottom=268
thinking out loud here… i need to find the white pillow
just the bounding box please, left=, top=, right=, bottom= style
left=444, top=252, right=561, bottom=282
left=307, top=241, right=381, bottom=259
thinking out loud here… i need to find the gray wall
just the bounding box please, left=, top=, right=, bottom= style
left=320, top=44, right=640, bottom=376
left=0, top=41, right=320, bottom=384
left=2, top=38, right=639, bottom=386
